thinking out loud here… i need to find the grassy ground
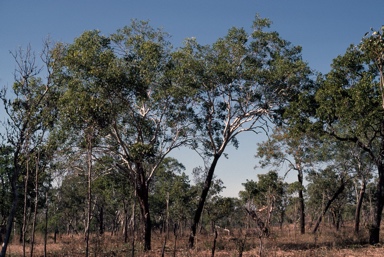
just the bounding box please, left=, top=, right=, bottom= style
left=4, top=224, right=384, bottom=256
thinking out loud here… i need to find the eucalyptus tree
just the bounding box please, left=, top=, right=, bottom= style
left=105, top=21, right=195, bottom=251
left=286, top=27, right=384, bottom=244
left=172, top=16, right=312, bottom=248
left=0, top=43, right=57, bottom=257
left=52, top=30, right=120, bottom=256
left=255, top=126, right=319, bottom=234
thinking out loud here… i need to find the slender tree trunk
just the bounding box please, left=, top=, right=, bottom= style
left=166, top=192, right=169, bottom=239
left=23, top=160, right=30, bottom=257
left=44, top=192, right=48, bottom=257
left=99, top=206, right=104, bottom=235
left=211, top=229, right=218, bottom=257
left=298, top=171, right=305, bottom=234
left=124, top=203, right=128, bottom=243
left=354, top=179, right=366, bottom=235
left=130, top=192, right=136, bottom=256
left=312, top=181, right=345, bottom=233
left=189, top=154, right=220, bottom=248
left=85, top=131, right=93, bottom=257
left=369, top=163, right=384, bottom=245
left=30, top=153, right=40, bottom=257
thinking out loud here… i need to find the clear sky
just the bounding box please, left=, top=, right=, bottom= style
left=0, top=0, right=383, bottom=197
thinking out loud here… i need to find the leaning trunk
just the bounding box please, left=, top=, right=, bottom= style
left=189, top=154, right=221, bottom=249
left=312, top=181, right=345, bottom=233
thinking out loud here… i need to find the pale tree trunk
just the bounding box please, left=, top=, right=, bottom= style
left=123, top=205, right=128, bottom=243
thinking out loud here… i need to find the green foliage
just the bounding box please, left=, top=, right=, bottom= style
left=55, top=30, right=119, bottom=131
left=240, top=171, right=287, bottom=209
left=0, top=145, right=13, bottom=222
left=306, top=167, right=352, bottom=221
left=149, top=158, right=194, bottom=226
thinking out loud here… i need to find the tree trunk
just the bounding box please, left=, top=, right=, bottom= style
left=23, top=159, right=30, bottom=257
left=136, top=170, right=151, bottom=251
left=312, top=181, right=345, bottom=233
left=99, top=206, right=104, bottom=235
left=30, top=154, right=40, bottom=257
left=298, top=171, right=305, bottom=234
left=0, top=147, right=22, bottom=257
left=85, top=131, right=93, bottom=257
left=354, top=179, right=366, bottom=235
left=189, top=155, right=220, bottom=248
left=44, top=192, right=48, bottom=257
left=123, top=205, right=128, bottom=243
left=166, top=192, right=169, bottom=239
left=0, top=176, right=20, bottom=257
left=130, top=193, right=136, bottom=255
left=369, top=163, right=384, bottom=245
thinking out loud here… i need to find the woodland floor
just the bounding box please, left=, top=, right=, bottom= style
left=4, top=224, right=384, bottom=256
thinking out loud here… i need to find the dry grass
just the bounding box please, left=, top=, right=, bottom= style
left=4, top=224, right=384, bottom=256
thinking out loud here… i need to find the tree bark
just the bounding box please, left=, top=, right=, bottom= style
left=189, top=154, right=220, bottom=248
left=85, top=131, right=93, bottom=257
left=30, top=153, right=40, bottom=257
left=354, top=179, right=366, bottom=235
left=99, top=206, right=104, bottom=235
left=22, top=159, right=30, bottom=257
left=369, top=163, right=384, bottom=245
left=136, top=167, right=152, bottom=251
left=298, top=170, right=305, bottom=234
left=44, top=192, right=48, bottom=257
left=312, top=181, right=345, bottom=233
left=0, top=181, right=19, bottom=257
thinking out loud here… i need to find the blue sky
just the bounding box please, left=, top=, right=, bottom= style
left=1, top=1, right=383, bottom=197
